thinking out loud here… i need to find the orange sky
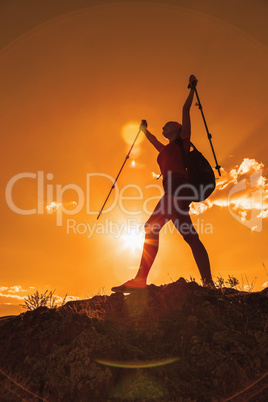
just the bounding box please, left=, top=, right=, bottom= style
left=1, top=0, right=268, bottom=316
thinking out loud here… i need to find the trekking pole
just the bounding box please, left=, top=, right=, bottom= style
left=189, top=84, right=221, bottom=177
left=97, top=120, right=146, bottom=220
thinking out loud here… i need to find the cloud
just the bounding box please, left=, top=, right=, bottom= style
left=46, top=201, right=77, bottom=213
left=65, top=295, right=80, bottom=302
left=52, top=294, right=80, bottom=304
left=0, top=292, right=25, bottom=300
left=190, top=158, right=268, bottom=230
left=0, top=285, right=33, bottom=293
left=8, top=285, right=24, bottom=293
left=0, top=286, right=79, bottom=310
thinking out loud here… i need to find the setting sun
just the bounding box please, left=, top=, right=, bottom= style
left=122, top=227, right=144, bottom=252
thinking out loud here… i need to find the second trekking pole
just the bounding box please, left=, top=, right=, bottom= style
left=189, top=84, right=221, bottom=177
left=97, top=120, right=146, bottom=220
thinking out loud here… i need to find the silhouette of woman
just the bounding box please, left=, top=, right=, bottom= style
left=112, top=75, right=214, bottom=292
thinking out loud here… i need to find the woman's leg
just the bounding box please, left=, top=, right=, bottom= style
left=172, top=212, right=213, bottom=284
left=134, top=196, right=173, bottom=284
left=134, top=230, right=160, bottom=284
left=111, top=196, right=172, bottom=292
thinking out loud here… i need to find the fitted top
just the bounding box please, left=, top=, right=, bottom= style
left=157, top=138, right=190, bottom=179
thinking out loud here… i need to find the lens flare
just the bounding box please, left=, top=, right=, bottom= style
left=122, top=227, right=144, bottom=252
left=122, top=122, right=144, bottom=146
left=95, top=357, right=179, bottom=369
left=0, top=367, right=48, bottom=401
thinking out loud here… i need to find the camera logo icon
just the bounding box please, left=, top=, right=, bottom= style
left=228, top=171, right=263, bottom=232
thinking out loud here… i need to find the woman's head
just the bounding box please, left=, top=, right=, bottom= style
left=162, top=121, right=182, bottom=140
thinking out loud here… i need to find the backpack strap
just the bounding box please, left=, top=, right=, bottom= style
left=175, top=137, right=192, bottom=173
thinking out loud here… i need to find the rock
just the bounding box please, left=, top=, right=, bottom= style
left=0, top=280, right=267, bottom=401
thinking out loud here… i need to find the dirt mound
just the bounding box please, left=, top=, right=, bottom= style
left=0, top=278, right=267, bottom=401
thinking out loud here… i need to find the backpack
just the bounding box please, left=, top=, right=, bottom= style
left=175, top=138, right=216, bottom=202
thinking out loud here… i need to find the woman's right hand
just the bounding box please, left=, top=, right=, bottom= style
left=188, top=75, right=198, bottom=89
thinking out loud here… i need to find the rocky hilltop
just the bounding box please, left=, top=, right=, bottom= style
left=0, top=278, right=267, bottom=401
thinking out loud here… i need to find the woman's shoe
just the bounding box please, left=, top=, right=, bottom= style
left=111, top=279, right=147, bottom=293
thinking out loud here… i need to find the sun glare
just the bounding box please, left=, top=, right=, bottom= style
left=122, top=228, right=144, bottom=252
